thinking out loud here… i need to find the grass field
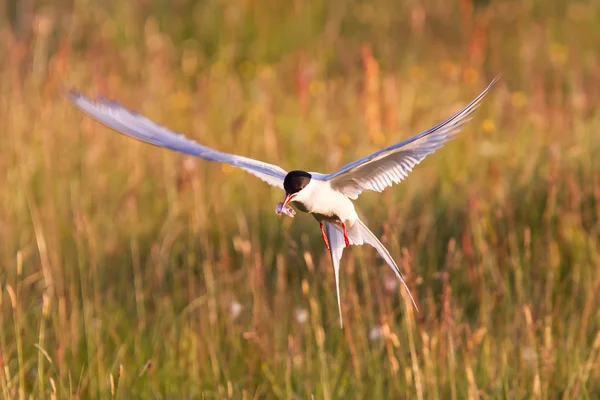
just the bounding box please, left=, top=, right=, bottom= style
left=1, top=0, right=600, bottom=398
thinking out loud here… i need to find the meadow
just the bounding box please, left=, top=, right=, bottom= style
left=1, top=0, right=600, bottom=398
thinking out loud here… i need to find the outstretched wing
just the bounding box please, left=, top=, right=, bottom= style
left=320, top=75, right=500, bottom=199
left=68, top=91, right=288, bottom=188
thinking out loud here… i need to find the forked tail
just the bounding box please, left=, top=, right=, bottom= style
left=324, top=218, right=418, bottom=328
left=350, top=219, right=418, bottom=311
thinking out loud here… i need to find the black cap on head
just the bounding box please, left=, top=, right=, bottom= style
left=284, top=170, right=312, bottom=194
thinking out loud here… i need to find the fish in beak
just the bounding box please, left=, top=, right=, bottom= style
left=275, top=193, right=297, bottom=217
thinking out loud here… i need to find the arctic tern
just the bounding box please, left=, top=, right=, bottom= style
left=68, top=75, right=499, bottom=327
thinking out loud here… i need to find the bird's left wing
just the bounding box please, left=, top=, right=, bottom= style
left=68, top=91, right=288, bottom=188
left=320, top=75, right=500, bottom=199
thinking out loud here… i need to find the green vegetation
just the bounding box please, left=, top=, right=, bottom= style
left=1, top=0, right=599, bottom=398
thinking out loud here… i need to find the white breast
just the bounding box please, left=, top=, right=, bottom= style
left=292, top=180, right=358, bottom=224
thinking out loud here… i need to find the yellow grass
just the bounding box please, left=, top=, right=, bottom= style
left=0, top=0, right=600, bottom=398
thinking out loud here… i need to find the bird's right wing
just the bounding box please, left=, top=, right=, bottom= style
left=68, top=91, right=288, bottom=188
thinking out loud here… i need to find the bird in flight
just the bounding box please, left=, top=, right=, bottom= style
left=68, top=75, right=499, bottom=327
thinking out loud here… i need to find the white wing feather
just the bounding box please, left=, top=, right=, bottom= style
left=67, top=91, right=288, bottom=188
left=320, top=75, right=500, bottom=199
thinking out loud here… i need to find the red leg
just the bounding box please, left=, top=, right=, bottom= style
left=341, top=222, right=351, bottom=247
left=320, top=223, right=330, bottom=250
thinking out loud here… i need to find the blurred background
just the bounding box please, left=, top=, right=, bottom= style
left=1, top=0, right=599, bottom=398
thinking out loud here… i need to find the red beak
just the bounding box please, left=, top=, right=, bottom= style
left=282, top=193, right=296, bottom=208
